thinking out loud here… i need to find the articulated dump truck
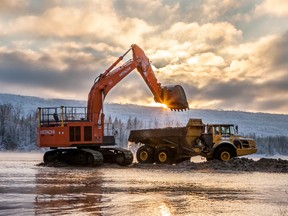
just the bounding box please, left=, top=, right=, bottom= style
left=129, top=119, right=257, bottom=164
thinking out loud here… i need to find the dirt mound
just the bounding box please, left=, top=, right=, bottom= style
left=37, top=157, right=288, bottom=173
left=177, top=157, right=288, bottom=173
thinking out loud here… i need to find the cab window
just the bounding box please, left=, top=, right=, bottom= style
left=220, top=125, right=235, bottom=135
left=214, top=126, right=220, bottom=135
left=220, top=126, right=230, bottom=134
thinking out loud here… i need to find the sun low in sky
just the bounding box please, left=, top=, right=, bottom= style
left=0, top=0, right=287, bottom=114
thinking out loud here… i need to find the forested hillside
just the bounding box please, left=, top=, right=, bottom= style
left=1, top=94, right=288, bottom=155
left=0, top=104, right=37, bottom=150
left=0, top=102, right=287, bottom=155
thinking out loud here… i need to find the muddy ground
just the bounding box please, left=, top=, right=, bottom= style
left=39, top=157, right=288, bottom=173
left=178, top=157, right=288, bottom=173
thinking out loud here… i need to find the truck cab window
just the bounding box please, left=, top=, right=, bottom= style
left=214, top=126, right=220, bottom=135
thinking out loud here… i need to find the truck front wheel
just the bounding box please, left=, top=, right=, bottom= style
left=136, top=146, right=155, bottom=163
left=155, top=147, right=175, bottom=164
left=214, top=146, right=235, bottom=161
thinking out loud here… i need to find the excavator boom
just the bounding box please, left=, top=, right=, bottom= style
left=87, top=44, right=188, bottom=122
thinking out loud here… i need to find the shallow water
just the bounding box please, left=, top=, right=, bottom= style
left=0, top=152, right=287, bottom=216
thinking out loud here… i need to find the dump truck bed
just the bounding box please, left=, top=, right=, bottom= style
left=129, top=127, right=188, bottom=146
left=129, top=119, right=204, bottom=148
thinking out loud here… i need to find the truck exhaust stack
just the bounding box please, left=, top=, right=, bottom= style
left=160, top=85, right=189, bottom=111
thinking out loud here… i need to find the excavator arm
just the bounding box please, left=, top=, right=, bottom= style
left=87, top=44, right=189, bottom=141
left=132, top=44, right=162, bottom=103
left=87, top=53, right=138, bottom=123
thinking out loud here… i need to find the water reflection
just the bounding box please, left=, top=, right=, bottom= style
left=35, top=167, right=241, bottom=216
left=159, top=201, right=173, bottom=216
left=34, top=168, right=104, bottom=215
left=1, top=153, right=288, bottom=216
left=31, top=164, right=287, bottom=216
left=84, top=168, right=252, bottom=216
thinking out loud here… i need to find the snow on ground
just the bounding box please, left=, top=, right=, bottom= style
left=244, top=154, right=288, bottom=161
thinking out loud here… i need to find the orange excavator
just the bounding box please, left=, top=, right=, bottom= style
left=38, top=44, right=189, bottom=166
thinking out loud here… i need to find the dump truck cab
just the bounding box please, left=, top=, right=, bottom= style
left=204, top=124, right=257, bottom=161
left=208, top=124, right=237, bottom=143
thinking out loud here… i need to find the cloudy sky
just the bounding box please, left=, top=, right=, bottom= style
left=0, top=0, right=287, bottom=114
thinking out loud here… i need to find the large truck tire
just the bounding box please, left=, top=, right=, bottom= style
left=154, top=147, right=175, bottom=164
left=136, top=145, right=155, bottom=163
left=214, top=146, right=236, bottom=161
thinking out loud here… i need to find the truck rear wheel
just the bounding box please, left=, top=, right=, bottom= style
left=136, top=146, right=154, bottom=163
left=214, top=146, right=235, bottom=161
left=154, top=147, right=175, bottom=164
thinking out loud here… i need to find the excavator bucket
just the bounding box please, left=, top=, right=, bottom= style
left=160, top=85, right=189, bottom=111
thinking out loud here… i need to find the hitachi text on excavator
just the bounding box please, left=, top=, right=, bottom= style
left=37, top=44, right=189, bottom=166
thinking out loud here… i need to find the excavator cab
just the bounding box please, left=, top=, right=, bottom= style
left=160, top=85, right=189, bottom=111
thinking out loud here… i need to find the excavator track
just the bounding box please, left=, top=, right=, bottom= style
left=43, top=147, right=133, bottom=166
left=81, top=149, right=104, bottom=166
left=43, top=148, right=103, bottom=166
left=98, top=147, right=134, bottom=166
left=113, top=148, right=134, bottom=166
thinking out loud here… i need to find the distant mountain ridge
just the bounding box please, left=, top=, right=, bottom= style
left=0, top=93, right=87, bottom=114
left=1, top=93, right=288, bottom=137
